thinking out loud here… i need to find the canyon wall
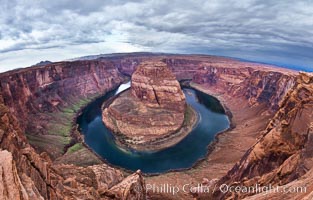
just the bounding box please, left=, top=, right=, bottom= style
left=0, top=61, right=145, bottom=199
left=0, top=60, right=124, bottom=124
left=108, top=54, right=296, bottom=113
left=0, top=53, right=310, bottom=199
left=211, top=72, right=313, bottom=199
left=0, top=60, right=126, bottom=159
left=192, top=66, right=297, bottom=111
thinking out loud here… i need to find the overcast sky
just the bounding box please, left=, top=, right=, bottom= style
left=0, top=0, right=313, bottom=73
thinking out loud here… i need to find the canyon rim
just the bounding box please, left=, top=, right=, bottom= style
left=1, top=1, right=313, bottom=199
left=0, top=53, right=312, bottom=200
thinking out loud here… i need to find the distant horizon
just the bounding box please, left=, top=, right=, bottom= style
left=0, top=51, right=312, bottom=74
left=1, top=1, right=313, bottom=74
left=72, top=52, right=313, bottom=72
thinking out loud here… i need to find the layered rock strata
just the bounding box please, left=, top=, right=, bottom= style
left=210, top=72, right=313, bottom=199
left=0, top=99, right=146, bottom=199
left=0, top=53, right=312, bottom=199
left=102, top=61, right=187, bottom=151
left=0, top=60, right=126, bottom=159
left=131, top=61, right=186, bottom=112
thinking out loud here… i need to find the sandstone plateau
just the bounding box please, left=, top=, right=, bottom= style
left=0, top=53, right=312, bottom=199
left=102, top=61, right=188, bottom=151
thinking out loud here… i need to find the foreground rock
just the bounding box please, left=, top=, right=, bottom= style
left=0, top=150, right=43, bottom=200
left=1, top=53, right=313, bottom=199
left=0, top=94, right=146, bottom=200
left=200, top=72, right=313, bottom=200
left=105, top=170, right=146, bottom=199
left=102, top=61, right=188, bottom=151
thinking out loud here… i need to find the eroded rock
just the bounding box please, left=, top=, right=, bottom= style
left=104, top=170, right=146, bottom=200
left=0, top=150, right=40, bottom=200
left=131, top=61, right=186, bottom=112
left=102, top=61, right=187, bottom=151
left=210, top=72, right=313, bottom=200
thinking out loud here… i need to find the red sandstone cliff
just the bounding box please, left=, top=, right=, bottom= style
left=0, top=64, right=145, bottom=199
left=0, top=53, right=311, bottom=200
left=208, top=72, right=313, bottom=199
left=0, top=60, right=126, bottom=159
left=131, top=61, right=186, bottom=112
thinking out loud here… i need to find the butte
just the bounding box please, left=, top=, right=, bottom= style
left=102, top=61, right=197, bottom=151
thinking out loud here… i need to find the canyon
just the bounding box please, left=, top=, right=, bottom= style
left=0, top=53, right=312, bottom=199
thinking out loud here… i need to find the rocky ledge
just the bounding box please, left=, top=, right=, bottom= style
left=1, top=53, right=312, bottom=200
left=102, top=61, right=197, bottom=151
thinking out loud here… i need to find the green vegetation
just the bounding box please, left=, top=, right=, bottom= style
left=195, top=89, right=225, bottom=114
left=47, top=94, right=98, bottom=137
left=184, top=105, right=195, bottom=126
left=27, top=94, right=100, bottom=158
left=67, top=143, right=83, bottom=153
left=26, top=133, right=71, bottom=157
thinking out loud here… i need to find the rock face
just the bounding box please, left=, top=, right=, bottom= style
left=0, top=60, right=126, bottom=159
left=0, top=60, right=146, bottom=200
left=0, top=150, right=42, bottom=200
left=1, top=53, right=312, bottom=200
left=103, top=61, right=187, bottom=151
left=105, top=170, right=146, bottom=199
left=0, top=93, right=146, bottom=199
left=131, top=61, right=186, bottom=112
left=208, top=72, right=313, bottom=199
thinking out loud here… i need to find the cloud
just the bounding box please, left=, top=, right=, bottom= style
left=0, top=0, right=312, bottom=72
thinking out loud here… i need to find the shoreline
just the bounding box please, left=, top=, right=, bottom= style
left=61, top=78, right=130, bottom=157
left=100, top=85, right=201, bottom=152
left=144, top=82, right=273, bottom=199
left=104, top=103, right=199, bottom=153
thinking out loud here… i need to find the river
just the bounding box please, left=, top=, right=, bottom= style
left=77, top=82, right=230, bottom=174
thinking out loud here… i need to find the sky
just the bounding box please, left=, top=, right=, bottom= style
left=0, top=0, right=313, bottom=73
